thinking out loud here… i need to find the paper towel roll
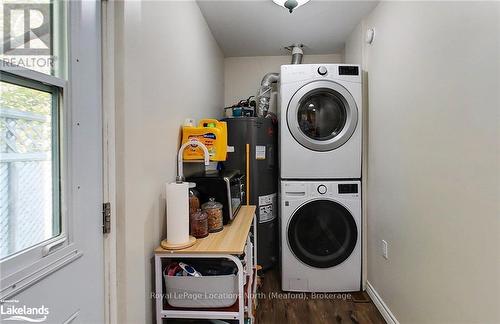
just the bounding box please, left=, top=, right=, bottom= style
left=166, top=182, right=189, bottom=245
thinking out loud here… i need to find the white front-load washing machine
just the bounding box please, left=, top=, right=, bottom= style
left=279, top=64, right=362, bottom=179
left=280, top=180, right=361, bottom=292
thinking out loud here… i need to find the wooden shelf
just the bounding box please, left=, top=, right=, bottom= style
left=154, top=206, right=257, bottom=323
left=155, top=205, right=256, bottom=255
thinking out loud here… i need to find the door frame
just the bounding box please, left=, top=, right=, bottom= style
left=102, top=1, right=118, bottom=323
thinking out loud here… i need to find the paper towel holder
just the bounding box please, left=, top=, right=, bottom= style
left=161, top=236, right=196, bottom=250
left=161, top=140, right=209, bottom=250
left=176, top=139, right=210, bottom=183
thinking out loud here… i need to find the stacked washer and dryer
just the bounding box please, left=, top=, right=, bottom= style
left=279, top=64, right=362, bottom=292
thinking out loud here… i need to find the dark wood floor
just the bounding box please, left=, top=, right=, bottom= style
left=256, top=270, right=386, bottom=324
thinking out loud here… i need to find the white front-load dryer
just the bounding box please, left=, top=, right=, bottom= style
left=279, top=64, right=362, bottom=179
left=280, top=180, right=361, bottom=292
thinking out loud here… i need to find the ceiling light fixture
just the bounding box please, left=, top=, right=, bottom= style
left=273, top=0, right=311, bottom=13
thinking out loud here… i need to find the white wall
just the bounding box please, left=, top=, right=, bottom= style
left=344, top=23, right=363, bottom=65
left=113, top=2, right=224, bottom=323
left=224, top=54, right=343, bottom=111
left=344, top=21, right=369, bottom=290
left=345, top=2, right=500, bottom=323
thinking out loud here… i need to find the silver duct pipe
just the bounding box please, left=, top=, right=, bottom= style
left=257, top=72, right=279, bottom=116
left=290, top=45, right=303, bottom=64
left=256, top=45, right=303, bottom=116
left=261, top=72, right=280, bottom=87
left=260, top=45, right=303, bottom=87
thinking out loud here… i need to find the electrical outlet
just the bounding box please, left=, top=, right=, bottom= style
left=382, top=240, right=389, bottom=260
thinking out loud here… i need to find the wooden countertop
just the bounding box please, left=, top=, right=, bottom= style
left=155, top=205, right=256, bottom=255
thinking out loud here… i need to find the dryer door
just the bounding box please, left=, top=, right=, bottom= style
left=287, top=199, right=358, bottom=268
left=287, top=80, right=358, bottom=151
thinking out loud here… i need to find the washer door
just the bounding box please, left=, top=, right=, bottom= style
left=287, top=80, right=358, bottom=151
left=287, top=199, right=358, bottom=268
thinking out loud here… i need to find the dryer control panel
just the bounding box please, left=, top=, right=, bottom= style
left=280, top=64, right=362, bottom=84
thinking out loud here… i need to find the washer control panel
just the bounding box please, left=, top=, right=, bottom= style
left=282, top=181, right=360, bottom=199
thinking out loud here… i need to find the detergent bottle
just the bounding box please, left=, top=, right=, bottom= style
left=181, top=119, right=227, bottom=161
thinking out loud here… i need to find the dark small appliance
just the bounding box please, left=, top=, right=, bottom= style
left=186, top=170, right=245, bottom=224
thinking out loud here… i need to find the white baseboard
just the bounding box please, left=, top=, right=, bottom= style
left=366, top=281, right=399, bottom=324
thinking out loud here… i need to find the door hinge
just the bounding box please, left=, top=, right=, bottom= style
left=103, top=202, right=111, bottom=234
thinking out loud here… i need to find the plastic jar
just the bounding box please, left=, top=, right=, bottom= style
left=190, top=209, right=208, bottom=238
left=202, top=197, right=223, bottom=233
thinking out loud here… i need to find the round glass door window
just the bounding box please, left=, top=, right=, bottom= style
left=287, top=200, right=358, bottom=268
left=297, top=89, right=347, bottom=141
left=287, top=81, right=358, bottom=151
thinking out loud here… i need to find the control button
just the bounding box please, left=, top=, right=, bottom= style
left=317, top=66, right=328, bottom=76
left=317, top=184, right=327, bottom=194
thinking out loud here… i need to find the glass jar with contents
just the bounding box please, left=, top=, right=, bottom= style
left=201, top=197, right=223, bottom=233
left=188, top=185, right=200, bottom=216
left=190, top=209, right=208, bottom=238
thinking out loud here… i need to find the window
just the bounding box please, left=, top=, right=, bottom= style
left=0, top=75, right=61, bottom=260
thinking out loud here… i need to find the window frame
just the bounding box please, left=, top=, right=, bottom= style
left=1, top=72, right=62, bottom=244
left=0, top=64, right=79, bottom=300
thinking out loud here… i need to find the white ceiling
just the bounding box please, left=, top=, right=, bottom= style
left=197, top=0, right=378, bottom=57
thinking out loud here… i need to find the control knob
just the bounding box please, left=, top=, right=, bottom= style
left=317, top=184, right=327, bottom=194
left=317, top=66, right=328, bottom=76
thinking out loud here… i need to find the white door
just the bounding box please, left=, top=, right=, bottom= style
left=1, top=1, right=105, bottom=323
